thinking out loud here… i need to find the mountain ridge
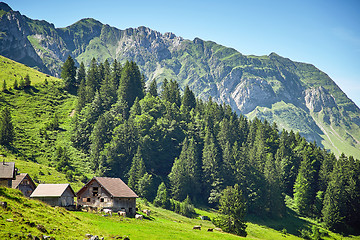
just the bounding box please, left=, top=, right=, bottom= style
left=1, top=2, right=360, bottom=159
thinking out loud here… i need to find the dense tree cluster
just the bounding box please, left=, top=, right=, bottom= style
left=68, top=59, right=360, bottom=234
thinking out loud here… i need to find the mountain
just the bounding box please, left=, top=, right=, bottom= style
left=1, top=2, right=360, bottom=159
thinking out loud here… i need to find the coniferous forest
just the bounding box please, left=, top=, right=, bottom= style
left=62, top=56, right=360, bottom=235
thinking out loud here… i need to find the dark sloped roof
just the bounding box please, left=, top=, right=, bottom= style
left=77, top=177, right=138, bottom=198
left=0, top=162, right=15, bottom=179
left=12, top=173, right=35, bottom=189
left=30, top=184, right=75, bottom=197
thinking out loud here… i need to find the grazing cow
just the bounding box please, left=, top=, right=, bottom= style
left=135, top=214, right=143, bottom=220
left=142, top=209, right=151, bottom=217
left=193, top=226, right=201, bottom=230
left=103, top=209, right=112, bottom=216
left=117, top=211, right=126, bottom=217
left=207, top=228, right=213, bottom=232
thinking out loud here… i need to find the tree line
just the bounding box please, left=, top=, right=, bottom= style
left=62, top=56, right=360, bottom=235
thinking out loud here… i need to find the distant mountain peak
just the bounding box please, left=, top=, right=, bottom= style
left=0, top=2, right=12, bottom=12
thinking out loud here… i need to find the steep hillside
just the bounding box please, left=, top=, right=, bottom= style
left=2, top=187, right=358, bottom=240
left=1, top=2, right=359, bottom=159
left=0, top=54, right=90, bottom=185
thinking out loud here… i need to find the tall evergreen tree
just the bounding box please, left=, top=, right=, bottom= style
left=293, top=150, right=317, bottom=216
left=213, top=184, right=247, bottom=237
left=181, top=85, right=196, bottom=111
left=169, top=137, right=201, bottom=201
left=111, top=59, right=122, bottom=92
left=153, top=182, right=170, bottom=209
left=85, top=58, right=99, bottom=103
left=127, top=146, right=146, bottom=192
left=0, top=107, right=15, bottom=146
left=77, top=62, right=86, bottom=87
left=2, top=80, right=7, bottom=92
left=61, top=55, right=77, bottom=90
left=24, top=74, right=31, bottom=88
left=148, top=79, right=158, bottom=97
left=202, top=128, right=222, bottom=203
left=117, top=61, right=144, bottom=110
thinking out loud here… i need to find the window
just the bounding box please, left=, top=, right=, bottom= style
left=92, top=187, right=98, bottom=196
left=100, top=198, right=104, bottom=202
left=87, top=198, right=91, bottom=202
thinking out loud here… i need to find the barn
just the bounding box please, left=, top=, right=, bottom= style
left=30, top=184, right=76, bottom=207
left=0, top=161, right=16, bottom=187
left=77, top=177, right=138, bottom=216
left=12, top=173, right=36, bottom=197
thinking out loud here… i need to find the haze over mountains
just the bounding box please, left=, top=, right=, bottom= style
left=1, top=2, right=359, bottom=159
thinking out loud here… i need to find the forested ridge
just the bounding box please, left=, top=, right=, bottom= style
left=56, top=55, right=360, bottom=235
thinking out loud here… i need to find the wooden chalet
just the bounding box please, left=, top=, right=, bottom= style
left=77, top=177, right=138, bottom=216
left=30, top=184, right=76, bottom=207
left=12, top=173, right=36, bottom=197
left=0, top=161, right=16, bottom=187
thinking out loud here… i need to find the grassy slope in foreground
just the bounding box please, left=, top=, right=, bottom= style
left=2, top=187, right=360, bottom=240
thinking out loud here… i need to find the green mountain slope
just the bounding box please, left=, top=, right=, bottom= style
left=1, top=2, right=359, bottom=159
left=2, top=187, right=358, bottom=240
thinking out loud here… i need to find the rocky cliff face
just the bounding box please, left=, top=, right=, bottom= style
left=1, top=2, right=360, bottom=158
left=0, top=3, right=47, bottom=72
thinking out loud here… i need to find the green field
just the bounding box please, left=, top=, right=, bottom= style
left=1, top=187, right=359, bottom=240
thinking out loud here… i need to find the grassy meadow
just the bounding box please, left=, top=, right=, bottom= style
left=1, top=187, right=360, bottom=240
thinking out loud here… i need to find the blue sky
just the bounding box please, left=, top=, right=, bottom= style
left=5, top=0, right=360, bottom=107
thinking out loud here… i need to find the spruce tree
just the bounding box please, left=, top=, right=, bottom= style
left=77, top=62, right=86, bottom=87
left=2, top=80, right=7, bottom=92
left=153, top=182, right=170, bottom=209
left=117, top=61, right=144, bottom=109
left=148, top=79, right=158, bottom=97
left=202, top=128, right=222, bottom=202
left=0, top=107, right=15, bottom=146
left=169, top=137, right=201, bottom=201
left=181, top=85, right=196, bottom=110
left=213, top=184, right=247, bottom=237
left=111, top=59, right=122, bottom=92
left=127, top=146, right=146, bottom=192
left=13, top=79, right=18, bottom=89
left=24, top=74, right=31, bottom=88
left=85, top=58, right=99, bottom=103
left=61, top=55, right=77, bottom=90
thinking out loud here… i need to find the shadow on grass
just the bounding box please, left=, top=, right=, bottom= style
left=246, top=208, right=311, bottom=237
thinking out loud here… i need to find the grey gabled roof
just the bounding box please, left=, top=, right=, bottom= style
left=30, top=184, right=75, bottom=197
left=77, top=177, right=138, bottom=198
left=12, top=173, right=36, bottom=189
left=0, top=162, right=15, bottom=179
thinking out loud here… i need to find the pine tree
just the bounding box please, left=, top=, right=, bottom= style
left=127, top=146, right=146, bottom=192
left=161, top=79, right=181, bottom=107
left=24, top=74, right=31, bottom=88
left=85, top=58, right=99, bottom=103
left=137, top=173, right=155, bottom=201
left=153, top=182, right=170, bottom=209
left=111, top=59, right=122, bottom=92
left=181, top=85, right=196, bottom=111
left=2, top=80, right=7, bottom=92
left=0, top=107, right=15, bottom=145
left=117, top=61, right=144, bottom=109
left=202, top=128, right=222, bottom=203
left=19, top=77, right=25, bottom=89
left=13, top=79, right=18, bottom=89
left=293, top=152, right=316, bottom=216
left=264, top=153, right=285, bottom=217
left=213, top=184, right=247, bottom=237
left=61, top=55, right=77, bottom=90
left=77, top=62, right=86, bottom=88
left=148, top=79, right=158, bottom=97
left=169, top=137, right=201, bottom=201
